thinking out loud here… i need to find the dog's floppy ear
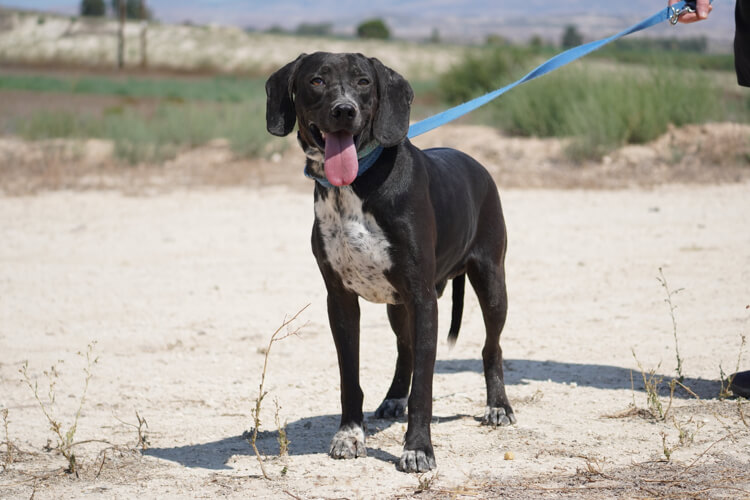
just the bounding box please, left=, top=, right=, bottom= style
left=265, top=54, right=305, bottom=137
left=369, top=57, right=414, bottom=147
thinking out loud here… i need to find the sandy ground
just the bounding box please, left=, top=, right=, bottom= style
left=1, top=140, right=750, bottom=498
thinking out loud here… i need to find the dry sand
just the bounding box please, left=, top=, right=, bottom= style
left=1, top=131, right=750, bottom=499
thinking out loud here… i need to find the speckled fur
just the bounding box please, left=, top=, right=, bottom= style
left=313, top=184, right=397, bottom=304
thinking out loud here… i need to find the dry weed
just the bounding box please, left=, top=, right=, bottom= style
left=2, top=407, right=15, bottom=467
left=657, top=268, right=685, bottom=382
left=19, top=341, right=99, bottom=475
left=246, top=304, right=308, bottom=479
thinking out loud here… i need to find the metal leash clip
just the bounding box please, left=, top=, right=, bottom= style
left=670, top=0, right=697, bottom=25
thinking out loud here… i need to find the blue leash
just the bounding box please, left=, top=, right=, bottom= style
left=306, top=1, right=709, bottom=187
left=407, top=0, right=711, bottom=139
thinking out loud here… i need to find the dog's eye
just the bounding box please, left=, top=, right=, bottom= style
left=310, top=77, right=325, bottom=87
left=357, top=78, right=370, bottom=86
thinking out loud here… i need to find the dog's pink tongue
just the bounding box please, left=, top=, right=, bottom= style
left=324, top=131, right=357, bottom=187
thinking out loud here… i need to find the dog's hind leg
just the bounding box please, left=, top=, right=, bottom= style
left=374, top=304, right=412, bottom=419
left=467, top=248, right=516, bottom=427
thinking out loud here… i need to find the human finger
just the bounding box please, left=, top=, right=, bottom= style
left=667, top=0, right=712, bottom=24
left=675, top=5, right=713, bottom=24
left=695, top=0, right=711, bottom=19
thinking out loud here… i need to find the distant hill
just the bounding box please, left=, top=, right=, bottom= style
left=154, top=0, right=737, bottom=49
left=0, top=0, right=738, bottom=50
left=330, top=0, right=737, bottom=49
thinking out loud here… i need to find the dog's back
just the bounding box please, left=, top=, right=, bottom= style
left=419, top=146, right=505, bottom=283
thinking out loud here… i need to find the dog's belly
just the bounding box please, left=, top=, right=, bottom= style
left=314, top=188, right=398, bottom=304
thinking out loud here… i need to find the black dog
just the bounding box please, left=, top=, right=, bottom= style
left=265, top=52, right=514, bottom=473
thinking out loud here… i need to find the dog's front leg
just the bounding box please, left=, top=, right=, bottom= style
left=326, top=288, right=367, bottom=459
left=399, top=290, right=438, bottom=473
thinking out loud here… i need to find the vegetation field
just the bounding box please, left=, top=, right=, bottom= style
left=0, top=9, right=747, bottom=164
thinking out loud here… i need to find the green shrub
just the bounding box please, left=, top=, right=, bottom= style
left=435, top=44, right=737, bottom=161
left=17, top=101, right=271, bottom=164
left=106, top=101, right=271, bottom=163
left=356, top=18, right=390, bottom=40
left=19, top=111, right=99, bottom=139
left=489, top=65, right=720, bottom=160
left=561, top=25, right=584, bottom=49
left=438, top=47, right=529, bottom=104
left=80, top=0, right=105, bottom=17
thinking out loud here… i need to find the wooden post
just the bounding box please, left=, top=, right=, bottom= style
left=117, top=0, right=125, bottom=69
left=140, top=0, right=148, bottom=69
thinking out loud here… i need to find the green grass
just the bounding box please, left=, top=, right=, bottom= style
left=0, top=73, right=266, bottom=102
left=17, top=101, right=271, bottom=163
left=592, top=49, right=735, bottom=72
left=0, top=70, right=272, bottom=162
left=437, top=45, right=743, bottom=160
left=438, top=47, right=531, bottom=104
left=487, top=65, right=722, bottom=159
left=589, top=37, right=736, bottom=72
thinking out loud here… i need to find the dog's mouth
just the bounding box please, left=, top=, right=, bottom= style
left=308, top=124, right=326, bottom=150
left=309, top=123, right=359, bottom=187
left=309, top=124, right=362, bottom=151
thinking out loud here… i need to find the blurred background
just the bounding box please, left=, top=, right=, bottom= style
left=0, top=0, right=747, bottom=188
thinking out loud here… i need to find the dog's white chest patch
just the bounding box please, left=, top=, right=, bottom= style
left=315, top=188, right=397, bottom=304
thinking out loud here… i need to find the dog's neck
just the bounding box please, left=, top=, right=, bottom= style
left=303, top=139, right=384, bottom=189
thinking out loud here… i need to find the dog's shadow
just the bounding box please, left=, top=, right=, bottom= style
left=143, top=412, right=420, bottom=470
left=144, top=358, right=722, bottom=470
left=436, top=358, right=722, bottom=399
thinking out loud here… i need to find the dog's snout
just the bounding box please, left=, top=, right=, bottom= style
left=331, top=103, right=357, bottom=122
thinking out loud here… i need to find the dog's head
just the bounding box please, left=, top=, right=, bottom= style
left=265, top=52, right=413, bottom=186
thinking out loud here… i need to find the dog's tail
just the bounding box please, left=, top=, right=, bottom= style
left=447, top=273, right=465, bottom=346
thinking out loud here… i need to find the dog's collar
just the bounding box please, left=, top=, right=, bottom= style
left=304, top=142, right=383, bottom=189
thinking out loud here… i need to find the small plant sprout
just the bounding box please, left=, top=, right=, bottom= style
left=632, top=349, right=671, bottom=420
left=657, top=268, right=685, bottom=382
left=2, top=407, right=14, bottom=466
left=114, top=410, right=150, bottom=451
left=274, top=398, right=289, bottom=457
left=247, top=305, right=308, bottom=480
left=20, top=341, right=99, bottom=475
left=134, top=411, right=149, bottom=450
left=661, top=416, right=704, bottom=462
left=661, top=431, right=672, bottom=461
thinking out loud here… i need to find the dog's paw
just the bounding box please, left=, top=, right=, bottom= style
left=482, top=406, right=517, bottom=427
left=398, top=449, right=436, bottom=473
left=374, top=397, right=408, bottom=419
left=329, top=425, right=367, bottom=459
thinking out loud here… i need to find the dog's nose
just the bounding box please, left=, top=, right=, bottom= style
left=331, top=103, right=357, bottom=122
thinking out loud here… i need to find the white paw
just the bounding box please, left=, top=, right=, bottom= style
left=329, top=425, right=366, bottom=459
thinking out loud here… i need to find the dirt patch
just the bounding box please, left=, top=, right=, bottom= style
left=424, top=459, right=750, bottom=499
left=1, top=122, right=749, bottom=196
left=0, top=89, right=164, bottom=123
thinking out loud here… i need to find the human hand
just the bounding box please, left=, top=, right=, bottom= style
left=668, top=0, right=712, bottom=23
